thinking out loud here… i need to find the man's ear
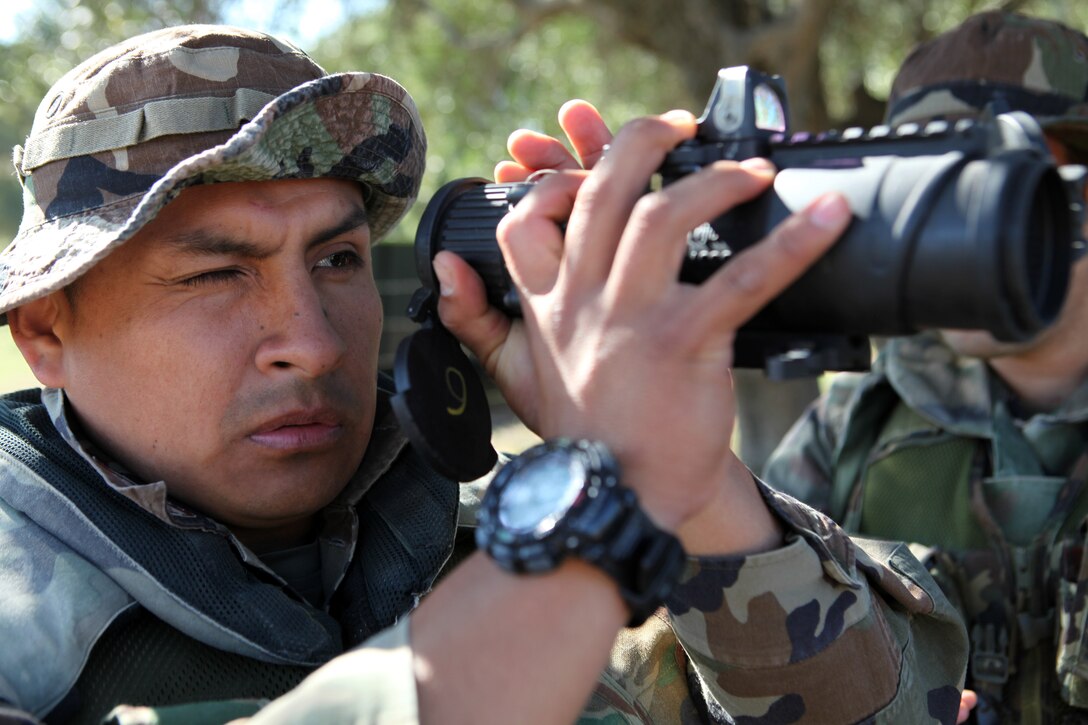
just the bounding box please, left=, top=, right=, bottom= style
left=7, top=293, right=68, bottom=388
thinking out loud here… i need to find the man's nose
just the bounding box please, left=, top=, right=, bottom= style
left=254, top=276, right=347, bottom=378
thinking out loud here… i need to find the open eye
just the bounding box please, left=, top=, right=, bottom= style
left=315, top=250, right=364, bottom=271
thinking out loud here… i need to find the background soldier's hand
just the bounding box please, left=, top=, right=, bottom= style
left=958, top=690, right=978, bottom=723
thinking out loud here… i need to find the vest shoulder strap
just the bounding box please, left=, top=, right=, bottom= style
left=829, top=376, right=901, bottom=524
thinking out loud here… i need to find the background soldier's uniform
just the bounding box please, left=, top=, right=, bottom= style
left=766, top=333, right=1088, bottom=722
left=765, top=13, right=1088, bottom=722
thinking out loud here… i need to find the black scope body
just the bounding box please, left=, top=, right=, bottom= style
left=411, top=66, right=1085, bottom=376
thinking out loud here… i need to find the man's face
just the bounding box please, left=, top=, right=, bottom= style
left=47, top=179, right=381, bottom=544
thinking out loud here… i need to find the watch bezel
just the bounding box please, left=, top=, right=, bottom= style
left=476, top=438, right=687, bottom=627
left=494, top=447, right=590, bottom=536
left=477, top=439, right=626, bottom=574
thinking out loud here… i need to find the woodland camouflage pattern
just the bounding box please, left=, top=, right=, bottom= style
left=235, top=476, right=968, bottom=725
left=765, top=333, right=1088, bottom=722
left=885, top=10, right=1088, bottom=154
left=2, top=25, right=426, bottom=317
left=582, top=483, right=969, bottom=724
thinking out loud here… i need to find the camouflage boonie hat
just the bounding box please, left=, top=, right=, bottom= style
left=3, top=24, right=426, bottom=318
left=886, top=11, right=1088, bottom=153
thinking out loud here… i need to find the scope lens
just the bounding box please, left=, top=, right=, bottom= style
left=1021, top=169, right=1069, bottom=326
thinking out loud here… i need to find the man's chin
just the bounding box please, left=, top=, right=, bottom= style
left=192, top=450, right=364, bottom=523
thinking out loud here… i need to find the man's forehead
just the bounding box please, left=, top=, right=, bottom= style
left=143, top=179, right=369, bottom=250
left=159, top=209, right=371, bottom=262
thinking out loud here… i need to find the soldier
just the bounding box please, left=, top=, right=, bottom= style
left=757, top=12, right=1088, bottom=724
left=0, top=24, right=966, bottom=725
left=498, top=12, right=1088, bottom=723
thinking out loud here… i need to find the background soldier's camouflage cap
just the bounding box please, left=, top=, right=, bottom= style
left=1, top=24, right=426, bottom=318
left=886, top=11, right=1088, bottom=155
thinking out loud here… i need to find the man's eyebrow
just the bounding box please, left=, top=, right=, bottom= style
left=160, top=204, right=369, bottom=258
left=310, top=205, right=369, bottom=249
left=160, top=232, right=268, bottom=259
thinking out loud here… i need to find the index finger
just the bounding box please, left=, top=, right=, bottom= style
left=689, top=192, right=852, bottom=333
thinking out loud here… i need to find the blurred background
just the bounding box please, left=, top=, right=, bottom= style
left=0, top=0, right=1084, bottom=460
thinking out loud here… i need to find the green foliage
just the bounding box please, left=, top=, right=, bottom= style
left=822, top=0, right=1088, bottom=123
left=311, top=0, right=689, bottom=244
left=1, top=0, right=1087, bottom=248
left=0, top=335, right=42, bottom=392
left=0, top=0, right=230, bottom=240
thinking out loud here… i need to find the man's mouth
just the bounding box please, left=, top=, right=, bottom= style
left=248, top=409, right=344, bottom=451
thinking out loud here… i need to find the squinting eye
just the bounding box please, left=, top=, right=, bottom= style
left=181, top=269, right=241, bottom=287
left=315, top=250, right=363, bottom=270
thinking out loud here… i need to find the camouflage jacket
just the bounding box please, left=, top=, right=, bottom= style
left=764, top=332, right=1088, bottom=723
left=0, top=385, right=968, bottom=724
left=241, top=480, right=968, bottom=725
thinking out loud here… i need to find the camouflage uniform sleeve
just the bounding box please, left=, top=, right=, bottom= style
left=243, top=617, right=418, bottom=725
left=762, top=372, right=867, bottom=512
left=665, top=478, right=968, bottom=723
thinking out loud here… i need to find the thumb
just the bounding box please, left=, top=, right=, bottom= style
left=433, top=251, right=512, bottom=375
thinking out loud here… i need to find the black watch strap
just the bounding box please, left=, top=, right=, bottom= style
left=598, top=493, right=687, bottom=627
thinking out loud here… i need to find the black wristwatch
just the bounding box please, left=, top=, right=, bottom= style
left=475, top=439, right=686, bottom=627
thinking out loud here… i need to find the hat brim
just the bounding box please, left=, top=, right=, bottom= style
left=1041, top=115, right=1088, bottom=155
left=0, top=72, right=426, bottom=318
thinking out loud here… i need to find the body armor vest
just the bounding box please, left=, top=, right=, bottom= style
left=0, top=388, right=464, bottom=723
left=832, top=382, right=1088, bottom=724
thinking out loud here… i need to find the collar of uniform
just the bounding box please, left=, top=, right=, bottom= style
left=879, top=333, right=1088, bottom=437
left=42, top=387, right=181, bottom=524
left=42, top=385, right=412, bottom=599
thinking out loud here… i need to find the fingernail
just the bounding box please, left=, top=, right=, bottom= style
left=661, top=109, right=693, bottom=123
left=432, top=253, right=455, bottom=297
left=740, top=157, right=775, bottom=174
left=806, top=193, right=851, bottom=230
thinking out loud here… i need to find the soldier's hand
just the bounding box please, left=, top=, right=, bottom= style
left=958, top=689, right=978, bottom=724
left=495, top=109, right=851, bottom=542
left=494, top=99, right=612, bottom=181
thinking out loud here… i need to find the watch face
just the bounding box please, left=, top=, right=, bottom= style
left=498, top=449, right=586, bottom=535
